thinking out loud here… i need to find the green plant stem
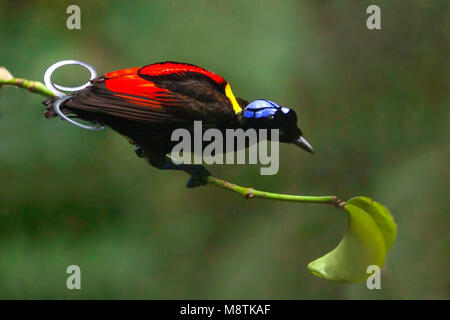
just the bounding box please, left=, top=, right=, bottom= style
left=0, top=78, right=55, bottom=97
left=0, top=73, right=346, bottom=209
left=207, top=176, right=345, bottom=207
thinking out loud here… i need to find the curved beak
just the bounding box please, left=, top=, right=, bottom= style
left=294, top=136, right=314, bottom=154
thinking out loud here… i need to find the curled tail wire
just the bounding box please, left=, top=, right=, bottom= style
left=43, top=60, right=104, bottom=131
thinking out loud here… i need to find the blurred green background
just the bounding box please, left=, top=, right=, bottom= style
left=0, top=0, right=448, bottom=299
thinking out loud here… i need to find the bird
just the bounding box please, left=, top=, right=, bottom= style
left=43, top=61, right=314, bottom=187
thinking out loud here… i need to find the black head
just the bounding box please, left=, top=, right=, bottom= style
left=241, top=99, right=314, bottom=153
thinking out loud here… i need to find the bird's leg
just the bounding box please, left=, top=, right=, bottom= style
left=134, top=145, right=146, bottom=158
left=162, top=155, right=211, bottom=188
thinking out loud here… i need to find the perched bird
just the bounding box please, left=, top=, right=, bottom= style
left=43, top=61, right=313, bottom=187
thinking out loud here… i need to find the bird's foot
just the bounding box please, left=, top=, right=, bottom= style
left=185, top=166, right=210, bottom=188
left=135, top=146, right=146, bottom=158
left=161, top=162, right=210, bottom=188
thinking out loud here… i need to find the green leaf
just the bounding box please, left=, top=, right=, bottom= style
left=307, top=196, right=397, bottom=282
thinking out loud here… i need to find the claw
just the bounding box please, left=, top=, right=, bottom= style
left=160, top=156, right=211, bottom=188
left=186, top=166, right=210, bottom=188
left=186, top=174, right=208, bottom=188
left=135, top=146, right=146, bottom=158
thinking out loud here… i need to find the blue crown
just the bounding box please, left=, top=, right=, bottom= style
left=243, top=100, right=290, bottom=119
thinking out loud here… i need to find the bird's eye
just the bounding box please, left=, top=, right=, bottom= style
left=268, top=115, right=274, bottom=120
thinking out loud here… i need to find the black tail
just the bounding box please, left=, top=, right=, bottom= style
left=42, top=96, right=59, bottom=119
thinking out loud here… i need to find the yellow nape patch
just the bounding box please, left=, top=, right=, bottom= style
left=225, top=83, right=242, bottom=114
